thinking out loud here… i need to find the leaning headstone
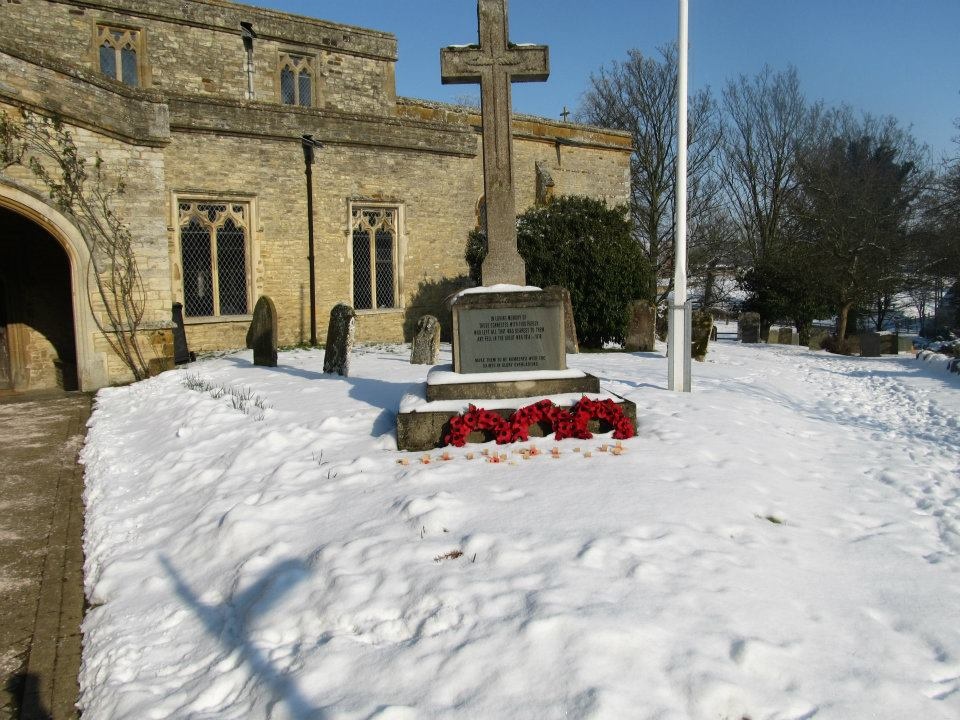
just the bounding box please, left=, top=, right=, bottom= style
left=691, top=310, right=713, bottom=361
left=248, top=295, right=278, bottom=367
left=625, top=299, right=656, bottom=352
left=859, top=332, right=881, bottom=357
left=739, top=312, right=761, bottom=343
left=546, top=286, right=579, bottom=353
left=323, top=303, right=356, bottom=376
left=171, top=302, right=192, bottom=365
left=410, top=314, right=441, bottom=365
left=778, top=327, right=794, bottom=345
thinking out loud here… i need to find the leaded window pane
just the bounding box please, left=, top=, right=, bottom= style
left=181, top=219, right=213, bottom=317
left=120, top=46, right=138, bottom=86
left=280, top=67, right=296, bottom=105
left=99, top=44, right=117, bottom=79
left=350, top=207, right=399, bottom=311
left=374, top=228, right=394, bottom=308
left=298, top=71, right=312, bottom=107
left=217, top=219, right=247, bottom=315
left=352, top=228, right=372, bottom=310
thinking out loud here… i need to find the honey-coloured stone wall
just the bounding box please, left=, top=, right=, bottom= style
left=0, top=0, right=397, bottom=115
left=1, top=0, right=633, bottom=389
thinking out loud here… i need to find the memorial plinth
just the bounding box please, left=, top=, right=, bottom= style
left=395, top=286, right=635, bottom=451
left=452, top=287, right=565, bottom=373
left=426, top=365, right=599, bottom=402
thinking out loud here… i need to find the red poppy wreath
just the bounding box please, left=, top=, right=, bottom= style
left=444, top=397, right=635, bottom=447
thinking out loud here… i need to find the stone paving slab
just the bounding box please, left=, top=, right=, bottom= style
left=0, top=392, right=90, bottom=720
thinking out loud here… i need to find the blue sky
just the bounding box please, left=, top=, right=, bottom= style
left=256, top=1, right=960, bottom=161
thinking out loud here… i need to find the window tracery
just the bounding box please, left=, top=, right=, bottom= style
left=178, top=202, right=250, bottom=317
left=97, top=25, right=140, bottom=86
left=279, top=52, right=313, bottom=107
left=351, top=206, right=399, bottom=311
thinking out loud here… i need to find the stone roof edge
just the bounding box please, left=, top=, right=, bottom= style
left=396, top=96, right=634, bottom=151
left=50, top=0, right=397, bottom=60
left=0, top=39, right=165, bottom=104
left=165, top=93, right=478, bottom=157
left=0, top=45, right=170, bottom=147
left=0, top=40, right=475, bottom=156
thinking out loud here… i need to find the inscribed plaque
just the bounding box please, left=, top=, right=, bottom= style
left=455, top=305, right=564, bottom=373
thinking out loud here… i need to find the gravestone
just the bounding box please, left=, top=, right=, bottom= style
left=691, top=311, right=713, bottom=361
left=739, top=312, right=760, bottom=343
left=248, top=295, right=278, bottom=367
left=171, top=302, right=192, bottom=365
left=778, top=327, right=794, bottom=345
left=808, top=327, right=830, bottom=350
left=767, top=327, right=779, bottom=344
left=897, top=335, right=913, bottom=353
left=844, top=334, right=861, bottom=356
left=410, top=314, right=441, bottom=365
left=546, top=285, right=579, bottom=353
left=859, top=332, right=881, bottom=357
left=323, top=303, right=356, bottom=376
left=879, top=333, right=898, bottom=355
left=625, top=299, right=656, bottom=352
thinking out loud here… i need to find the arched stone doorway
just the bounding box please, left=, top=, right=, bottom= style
left=0, top=182, right=108, bottom=391
left=0, top=206, right=79, bottom=391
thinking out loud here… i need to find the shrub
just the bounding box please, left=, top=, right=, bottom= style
left=467, top=196, right=651, bottom=348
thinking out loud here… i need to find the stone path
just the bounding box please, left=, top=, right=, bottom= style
left=0, top=391, right=90, bottom=720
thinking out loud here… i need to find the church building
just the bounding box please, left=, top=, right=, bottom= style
left=0, top=0, right=631, bottom=391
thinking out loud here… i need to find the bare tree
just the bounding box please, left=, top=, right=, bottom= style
left=720, top=65, right=816, bottom=267
left=0, top=109, right=151, bottom=380
left=579, top=45, right=721, bottom=305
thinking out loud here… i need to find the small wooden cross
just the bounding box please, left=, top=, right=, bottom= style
left=560, top=106, right=570, bottom=122
left=441, top=0, right=549, bottom=286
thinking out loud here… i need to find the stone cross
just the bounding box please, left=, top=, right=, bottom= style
left=560, top=106, right=570, bottom=121
left=441, top=0, right=549, bottom=286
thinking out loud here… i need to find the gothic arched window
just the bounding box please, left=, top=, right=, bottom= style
left=278, top=53, right=313, bottom=107
left=97, top=26, right=141, bottom=87
left=178, top=202, right=251, bottom=317
left=351, top=206, right=400, bottom=310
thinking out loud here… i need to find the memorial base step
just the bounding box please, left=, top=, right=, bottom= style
left=425, top=365, right=599, bottom=402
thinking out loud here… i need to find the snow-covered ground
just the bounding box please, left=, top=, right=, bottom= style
left=79, top=342, right=960, bottom=720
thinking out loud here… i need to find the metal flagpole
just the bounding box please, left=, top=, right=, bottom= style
left=668, top=0, right=691, bottom=392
